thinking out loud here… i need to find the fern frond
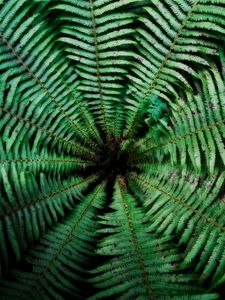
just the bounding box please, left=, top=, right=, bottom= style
left=0, top=183, right=106, bottom=299
left=0, top=72, right=98, bottom=159
left=90, top=179, right=219, bottom=299
left=52, top=0, right=140, bottom=136
left=124, top=0, right=225, bottom=137
left=0, top=170, right=97, bottom=277
left=0, top=0, right=100, bottom=147
left=0, top=140, right=94, bottom=176
left=129, top=169, right=225, bottom=287
left=131, top=67, right=225, bottom=174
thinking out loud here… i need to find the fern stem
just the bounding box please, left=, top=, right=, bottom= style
left=118, top=179, right=154, bottom=299
left=62, top=78, right=103, bottom=146
left=0, top=175, right=98, bottom=220
left=132, top=117, right=225, bottom=159
left=89, top=0, right=109, bottom=137
left=133, top=174, right=225, bottom=233
left=0, top=106, right=96, bottom=158
left=0, top=157, right=93, bottom=167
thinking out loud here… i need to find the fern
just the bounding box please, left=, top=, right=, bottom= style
left=129, top=169, right=225, bottom=286
left=0, top=0, right=225, bottom=299
left=90, top=180, right=218, bottom=299
left=131, top=66, right=225, bottom=174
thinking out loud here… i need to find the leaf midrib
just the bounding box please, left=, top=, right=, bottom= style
left=89, top=0, right=109, bottom=136
left=118, top=182, right=153, bottom=299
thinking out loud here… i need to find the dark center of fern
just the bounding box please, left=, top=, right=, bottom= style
left=95, top=135, right=131, bottom=180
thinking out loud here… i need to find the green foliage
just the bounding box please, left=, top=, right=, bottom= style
left=129, top=168, right=225, bottom=287
left=131, top=66, right=225, bottom=174
left=144, top=94, right=168, bottom=124
left=90, top=180, right=218, bottom=299
left=0, top=0, right=224, bottom=299
left=0, top=183, right=106, bottom=299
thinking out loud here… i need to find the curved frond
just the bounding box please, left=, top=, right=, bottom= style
left=124, top=0, right=225, bottom=137
left=129, top=168, right=225, bottom=287
left=52, top=0, right=140, bottom=136
left=131, top=67, right=225, bottom=174
left=0, top=183, right=106, bottom=299
left=90, top=179, right=219, bottom=299
left=0, top=168, right=97, bottom=276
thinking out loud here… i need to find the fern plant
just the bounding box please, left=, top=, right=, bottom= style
left=0, top=0, right=225, bottom=299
